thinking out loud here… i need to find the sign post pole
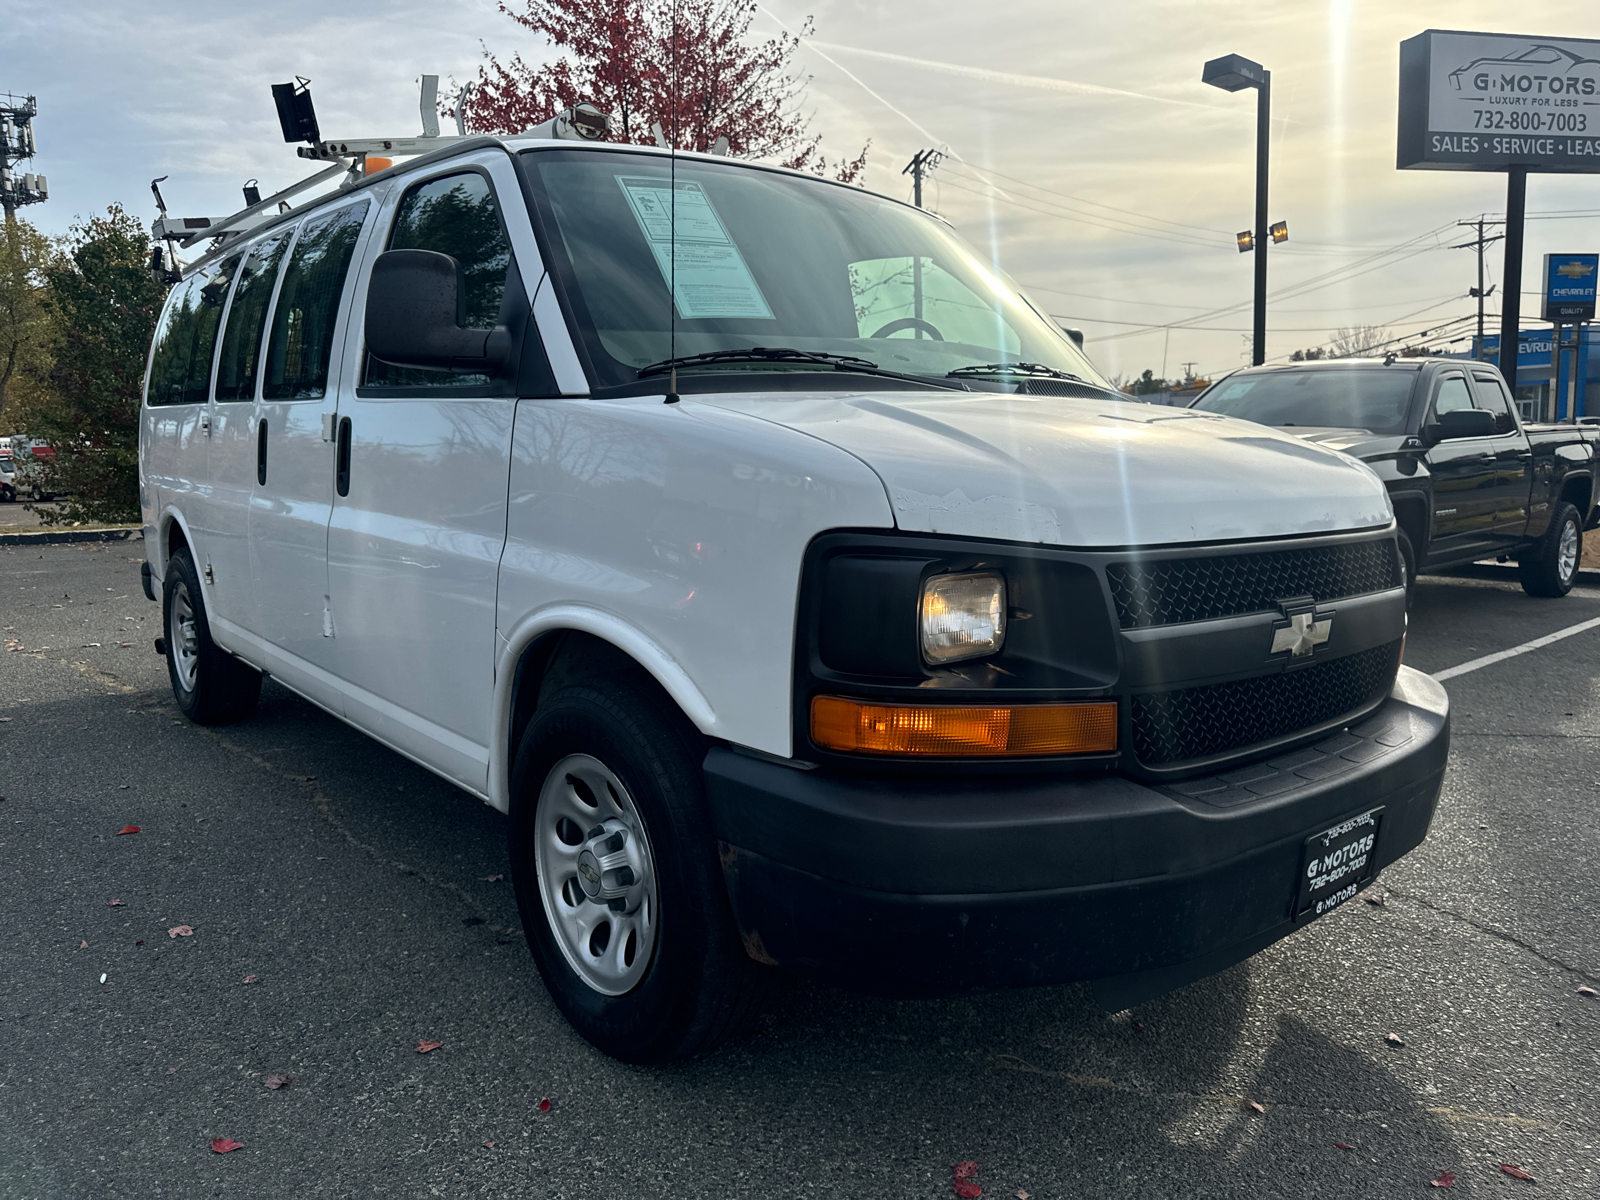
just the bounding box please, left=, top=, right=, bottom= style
left=1253, top=74, right=1270, bottom=367
left=1500, top=167, right=1527, bottom=390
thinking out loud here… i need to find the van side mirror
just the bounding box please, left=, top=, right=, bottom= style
left=365, top=249, right=511, bottom=372
left=1435, top=408, right=1496, bottom=441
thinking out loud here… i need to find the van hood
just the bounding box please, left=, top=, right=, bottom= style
left=693, top=390, right=1392, bottom=547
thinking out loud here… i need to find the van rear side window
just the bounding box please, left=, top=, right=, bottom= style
left=264, top=202, right=369, bottom=400
left=145, top=258, right=239, bottom=406
left=215, top=233, right=290, bottom=402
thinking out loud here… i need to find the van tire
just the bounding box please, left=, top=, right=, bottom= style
left=162, top=549, right=262, bottom=724
left=1519, top=501, right=1582, bottom=598
left=508, top=676, right=771, bottom=1062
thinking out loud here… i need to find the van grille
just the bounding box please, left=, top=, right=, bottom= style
left=1130, top=640, right=1402, bottom=767
left=1107, top=540, right=1399, bottom=629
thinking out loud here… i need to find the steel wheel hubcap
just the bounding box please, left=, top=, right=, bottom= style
left=534, top=754, right=658, bottom=996
left=1558, top=521, right=1579, bottom=582
left=169, top=581, right=200, bottom=692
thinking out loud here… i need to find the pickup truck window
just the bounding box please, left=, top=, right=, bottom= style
left=1191, top=368, right=1414, bottom=434
left=1471, top=372, right=1518, bottom=433
left=525, top=149, right=1102, bottom=392
left=1431, top=376, right=1474, bottom=418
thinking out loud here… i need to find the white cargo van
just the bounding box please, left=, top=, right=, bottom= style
left=139, top=135, right=1449, bottom=1062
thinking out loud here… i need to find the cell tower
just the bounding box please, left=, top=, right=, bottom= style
left=0, top=93, right=47, bottom=220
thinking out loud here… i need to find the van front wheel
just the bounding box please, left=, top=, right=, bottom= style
left=508, top=677, right=770, bottom=1062
left=163, top=549, right=261, bottom=724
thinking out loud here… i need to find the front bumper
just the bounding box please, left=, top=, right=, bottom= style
left=706, top=666, right=1449, bottom=1004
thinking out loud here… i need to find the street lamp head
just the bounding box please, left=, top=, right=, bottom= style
left=1202, top=53, right=1268, bottom=92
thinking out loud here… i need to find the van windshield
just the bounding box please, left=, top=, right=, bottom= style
left=523, top=149, right=1109, bottom=393
left=1191, top=369, right=1418, bottom=435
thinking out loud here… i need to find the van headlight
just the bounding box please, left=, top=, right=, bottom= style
left=920, top=571, right=1006, bottom=664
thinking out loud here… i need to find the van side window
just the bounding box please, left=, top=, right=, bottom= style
left=1470, top=372, right=1517, bottom=434
left=263, top=202, right=370, bottom=400
left=145, top=258, right=239, bottom=405
left=364, top=172, right=512, bottom=391
left=215, top=233, right=290, bottom=402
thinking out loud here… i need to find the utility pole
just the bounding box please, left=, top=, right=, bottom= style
left=1453, top=216, right=1504, bottom=361
left=902, top=148, right=943, bottom=209
left=901, top=149, right=943, bottom=340
left=0, top=93, right=47, bottom=222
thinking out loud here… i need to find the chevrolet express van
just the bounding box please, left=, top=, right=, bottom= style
left=139, top=135, right=1449, bottom=1061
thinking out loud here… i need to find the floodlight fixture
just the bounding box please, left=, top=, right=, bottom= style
left=1270, top=220, right=1288, bottom=244
left=1237, top=230, right=1254, bottom=253
left=272, top=78, right=320, bottom=145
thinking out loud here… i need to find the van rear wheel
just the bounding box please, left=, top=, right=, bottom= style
left=163, top=549, right=261, bottom=724
left=508, top=676, right=770, bottom=1062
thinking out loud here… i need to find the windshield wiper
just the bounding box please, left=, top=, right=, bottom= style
left=945, top=362, right=1088, bottom=383
left=637, top=346, right=966, bottom=390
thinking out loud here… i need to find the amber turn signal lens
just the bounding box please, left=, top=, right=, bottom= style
left=811, top=696, right=1118, bottom=757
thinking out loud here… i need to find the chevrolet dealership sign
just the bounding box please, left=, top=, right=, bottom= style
left=1399, top=30, right=1600, bottom=171
left=1543, top=254, right=1598, bottom=322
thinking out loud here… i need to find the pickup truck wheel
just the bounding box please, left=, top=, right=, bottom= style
left=509, top=678, right=771, bottom=1063
left=162, top=549, right=262, bottom=724
left=1519, top=501, right=1582, bottom=598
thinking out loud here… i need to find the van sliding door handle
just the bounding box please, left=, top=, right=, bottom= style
left=335, top=416, right=352, bottom=497
left=256, top=419, right=269, bottom=485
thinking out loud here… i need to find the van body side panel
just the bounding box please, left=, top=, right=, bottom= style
left=496, top=397, right=895, bottom=765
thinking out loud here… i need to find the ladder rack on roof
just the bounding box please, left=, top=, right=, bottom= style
left=150, top=75, right=610, bottom=271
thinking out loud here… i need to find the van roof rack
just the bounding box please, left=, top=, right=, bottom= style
left=150, top=76, right=610, bottom=271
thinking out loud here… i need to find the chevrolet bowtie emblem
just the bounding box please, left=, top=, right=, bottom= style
left=1556, top=260, right=1595, bottom=279
left=1272, top=611, right=1332, bottom=658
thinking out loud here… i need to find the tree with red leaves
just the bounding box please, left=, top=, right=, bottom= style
left=457, top=0, right=867, bottom=182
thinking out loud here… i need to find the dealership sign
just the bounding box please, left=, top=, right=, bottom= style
left=1399, top=30, right=1600, bottom=171
left=1543, top=253, right=1598, bottom=322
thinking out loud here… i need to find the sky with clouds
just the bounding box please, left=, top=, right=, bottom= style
left=6, top=0, right=1599, bottom=381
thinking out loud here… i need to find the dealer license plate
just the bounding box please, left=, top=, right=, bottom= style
left=1295, top=808, right=1383, bottom=919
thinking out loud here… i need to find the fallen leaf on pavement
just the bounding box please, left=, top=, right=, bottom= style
left=538, top=1097, right=551, bottom=1113
left=116, top=825, right=140, bottom=835
left=210, top=1138, right=243, bottom=1154
left=79, top=940, right=87, bottom=949
left=1578, top=986, right=1598, bottom=998
left=483, top=1141, right=494, bottom=1149
left=416, top=1040, right=442, bottom=1054
left=1335, top=1142, right=1354, bottom=1150
left=953, top=1163, right=978, bottom=1180
left=1244, top=1100, right=1266, bottom=1114
left=242, top=975, right=257, bottom=984
left=954, top=1184, right=981, bottom=1199
left=107, top=899, right=123, bottom=907
left=167, top=925, right=193, bottom=938
left=1499, top=1164, right=1535, bottom=1181
left=264, top=1074, right=292, bottom=1090
left=1016, top=1191, right=1030, bottom=1200
left=1364, top=890, right=1387, bottom=906
left=135, top=940, right=144, bottom=946
left=1131, top=1021, right=1145, bottom=1032
left=1429, top=1171, right=1456, bottom=1188
left=1385, top=1032, right=1405, bottom=1047
left=483, top=874, right=505, bottom=882
left=953, top=1162, right=981, bottom=1198
left=166, top=1067, right=178, bottom=1074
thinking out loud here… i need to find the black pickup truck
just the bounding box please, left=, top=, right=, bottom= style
left=1190, top=358, right=1599, bottom=597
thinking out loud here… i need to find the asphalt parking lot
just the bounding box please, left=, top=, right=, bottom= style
left=2, top=542, right=1597, bottom=1199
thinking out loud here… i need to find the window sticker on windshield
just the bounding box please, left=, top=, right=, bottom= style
left=616, top=176, right=774, bottom=321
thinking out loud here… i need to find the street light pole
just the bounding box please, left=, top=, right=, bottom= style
left=1252, top=72, right=1270, bottom=367
left=1203, top=54, right=1272, bottom=366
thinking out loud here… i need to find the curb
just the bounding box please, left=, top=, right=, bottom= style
left=0, top=527, right=142, bottom=547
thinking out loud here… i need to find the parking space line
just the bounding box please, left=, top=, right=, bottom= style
left=1432, top=615, right=1600, bottom=682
